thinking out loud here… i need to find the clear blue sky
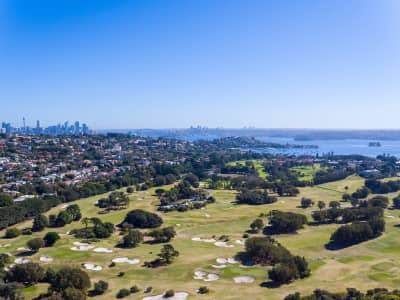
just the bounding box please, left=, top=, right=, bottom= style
left=1, top=0, right=400, bottom=129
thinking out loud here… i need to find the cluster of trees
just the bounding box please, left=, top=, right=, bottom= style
left=120, top=209, right=163, bottom=229
left=236, top=189, right=277, bottom=205
left=71, top=217, right=114, bottom=239
left=48, top=204, right=82, bottom=228
left=312, top=206, right=384, bottom=224
left=0, top=196, right=60, bottom=230
left=242, top=237, right=310, bottom=284
left=285, top=287, right=400, bottom=300
left=160, top=180, right=206, bottom=206
left=365, top=178, right=400, bottom=194
left=329, top=217, right=385, bottom=247
left=97, top=192, right=129, bottom=211
left=1, top=263, right=91, bottom=300
left=313, top=168, right=354, bottom=185
left=269, top=211, right=307, bottom=234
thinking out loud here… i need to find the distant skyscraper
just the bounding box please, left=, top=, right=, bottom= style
left=36, top=120, right=40, bottom=128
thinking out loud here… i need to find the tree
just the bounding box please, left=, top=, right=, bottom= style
left=32, top=214, right=49, bottom=232
left=329, top=201, right=341, bottom=209
left=122, top=230, right=143, bottom=248
left=5, top=262, right=45, bottom=285
left=92, top=280, right=109, bottom=296
left=268, top=264, right=296, bottom=284
left=148, top=227, right=176, bottom=243
left=0, top=193, right=13, bottom=207
left=122, top=209, right=163, bottom=229
left=0, top=253, right=11, bottom=269
left=27, top=238, right=44, bottom=252
left=250, top=219, right=264, bottom=233
left=300, top=198, right=314, bottom=208
left=393, top=195, right=400, bottom=209
left=5, top=228, right=20, bottom=239
left=342, top=193, right=351, bottom=202
left=158, top=244, right=179, bottom=265
left=51, top=267, right=91, bottom=292
left=0, top=283, right=24, bottom=300
left=44, top=232, right=60, bottom=247
left=269, top=211, right=307, bottom=234
left=55, top=211, right=73, bottom=227
left=126, top=187, right=134, bottom=194
left=66, top=204, right=82, bottom=221
left=116, top=288, right=130, bottom=298
left=317, top=201, right=326, bottom=211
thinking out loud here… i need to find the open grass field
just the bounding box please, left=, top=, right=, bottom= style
left=290, top=164, right=324, bottom=182
left=226, top=159, right=268, bottom=179
left=2, top=175, right=400, bottom=299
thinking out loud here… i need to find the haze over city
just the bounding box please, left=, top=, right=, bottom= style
left=1, top=0, right=400, bottom=129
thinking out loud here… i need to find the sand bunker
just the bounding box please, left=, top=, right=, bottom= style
left=71, top=245, right=94, bottom=251
left=214, top=241, right=234, bottom=248
left=216, top=258, right=238, bottom=264
left=14, top=258, right=29, bottom=264
left=194, top=271, right=219, bottom=282
left=204, top=213, right=211, bottom=218
left=211, top=264, right=227, bottom=269
left=235, top=240, right=245, bottom=245
left=0, top=243, right=11, bottom=248
left=83, top=263, right=102, bottom=271
left=142, top=292, right=189, bottom=300
left=112, top=257, right=140, bottom=265
left=386, top=215, right=395, bottom=219
left=93, top=247, right=113, bottom=253
left=61, top=204, right=68, bottom=209
left=233, top=276, right=255, bottom=283
left=192, top=237, right=216, bottom=243
left=71, top=241, right=94, bottom=251
left=40, top=256, right=54, bottom=263
left=16, top=247, right=29, bottom=251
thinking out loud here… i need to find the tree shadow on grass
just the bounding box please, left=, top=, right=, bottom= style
left=260, top=281, right=282, bottom=289
left=15, top=250, right=34, bottom=257
left=324, top=241, right=349, bottom=251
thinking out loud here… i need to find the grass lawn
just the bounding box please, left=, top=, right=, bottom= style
left=2, top=176, right=400, bottom=299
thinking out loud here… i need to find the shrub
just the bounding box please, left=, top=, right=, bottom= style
left=43, top=232, right=60, bottom=247
left=32, top=214, right=49, bottom=232
left=5, top=228, right=20, bottom=239
left=93, top=280, right=109, bottom=295
left=198, top=286, right=210, bottom=294
left=164, top=290, right=175, bottom=298
left=27, top=238, right=44, bottom=252
left=130, top=285, right=140, bottom=293
left=116, top=288, right=130, bottom=298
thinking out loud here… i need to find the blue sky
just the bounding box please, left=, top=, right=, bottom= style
left=1, top=0, right=400, bottom=129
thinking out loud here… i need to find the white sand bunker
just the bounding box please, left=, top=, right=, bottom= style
left=212, top=264, right=227, bottom=269
left=194, top=271, right=219, bottom=282
left=216, top=258, right=238, bottom=264
left=93, top=247, right=113, bottom=253
left=176, top=224, right=181, bottom=227
left=61, top=204, right=68, bottom=209
left=233, top=276, right=255, bottom=283
left=386, top=215, right=395, bottom=219
left=16, top=247, right=29, bottom=251
left=71, top=242, right=94, bottom=251
left=83, top=263, right=102, bottom=271
left=0, top=243, right=11, bottom=248
left=235, top=240, right=245, bottom=245
left=14, top=258, right=29, bottom=264
left=214, top=241, right=234, bottom=248
left=192, top=237, right=216, bottom=243
left=40, top=256, right=54, bottom=263
left=112, top=257, right=140, bottom=265
left=204, top=213, right=211, bottom=218
left=143, top=292, right=189, bottom=300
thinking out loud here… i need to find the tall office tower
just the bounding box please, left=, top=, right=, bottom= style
left=82, top=123, right=89, bottom=134
left=74, top=121, right=80, bottom=134
left=36, top=120, right=40, bottom=129
left=23, top=117, right=26, bottom=133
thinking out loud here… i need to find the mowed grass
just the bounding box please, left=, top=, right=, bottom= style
left=2, top=176, right=400, bottom=299
left=290, top=164, right=323, bottom=182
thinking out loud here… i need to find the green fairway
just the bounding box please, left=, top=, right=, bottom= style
left=2, top=176, right=400, bottom=299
